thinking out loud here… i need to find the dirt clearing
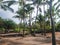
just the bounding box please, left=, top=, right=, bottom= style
left=0, top=32, right=60, bottom=45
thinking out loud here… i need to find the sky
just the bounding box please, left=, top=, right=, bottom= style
left=0, top=2, right=20, bottom=24
left=0, top=0, right=59, bottom=24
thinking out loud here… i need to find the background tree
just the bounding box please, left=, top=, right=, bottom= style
left=0, top=17, right=4, bottom=31
left=3, top=19, right=16, bottom=33
left=36, top=14, right=44, bottom=35
left=24, top=4, right=35, bottom=36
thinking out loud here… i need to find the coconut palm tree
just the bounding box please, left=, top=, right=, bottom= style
left=42, top=0, right=47, bottom=36
left=29, top=0, right=43, bottom=36
left=14, top=8, right=28, bottom=37
left=28, top=0, right=51, bottom=35
left=24, top=4, right=35, bottom=36
left=45, top=0, right=60, bottom=44
left=49, top=0, right=60, bottom=45
left=49, top=0, right=56, bottom=45
left=13, top=0, right=26, bottom=37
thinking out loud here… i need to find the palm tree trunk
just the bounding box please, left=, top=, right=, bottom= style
left=40, top=22, right=43, bottom=35
left=23, top=29, right=24, bottom=37
left=22, top=19, right=25, bottom=37
left=19, top=19, right=21, bottom=33
left=50, top=0, right=56, bottom=45
left=43, top=4, right=46, bottom=36
left=29, top=13, right=32, bottom=35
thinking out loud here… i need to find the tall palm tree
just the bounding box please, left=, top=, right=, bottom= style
left=30, top=0, right=43, bottom=36
left=23, top=4, right=35, bottom=36
left=13, top=0, right=26, bottom=37
left=14, top=8, right=28, bottom=37
left=45, top=0, right=60, bottom=44
left=42, top=0, right=47, bottom=36
left=49, top=0, right=56, bottom=45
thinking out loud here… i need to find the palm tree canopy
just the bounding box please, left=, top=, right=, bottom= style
left=14, top=8, right=28, bottom=20
left=24, top=4, right=34, bottom=13
left=36, top=14, right=44, bottom=22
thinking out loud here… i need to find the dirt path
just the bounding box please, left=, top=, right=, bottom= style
left=0, top=37, right=52, bottom=45
left=0, top=32, right=60, bottom=45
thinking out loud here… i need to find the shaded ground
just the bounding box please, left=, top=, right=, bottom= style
left=0, top=32, right=60, bottom=45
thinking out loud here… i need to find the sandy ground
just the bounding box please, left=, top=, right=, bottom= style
left=0, top=32, right=60, bottom=45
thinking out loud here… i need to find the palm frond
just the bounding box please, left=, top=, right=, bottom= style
left=53, top=1, right=58, bottom=7
left=24, top=4, right=34, bottom=13
left=1, top=5, right=14, bottom=12
left=13, top=15, right=20, bottom=18
left=2, top=1, right=18, bottom=6
left=56, top=4, right=60, bottom=10
left=57, top=9, right=60, bottom=12
left=39, top=8, right=42, bottom=12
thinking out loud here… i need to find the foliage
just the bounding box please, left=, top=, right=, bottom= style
left=0, top=17, right=17, bottom=33
left=55, top=22, right=60, bottom=31
left=0, top=0, right=17, bottom=12
left=3, top=19, right=16, bottom=30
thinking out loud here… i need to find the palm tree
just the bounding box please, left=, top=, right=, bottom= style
left=42, top=0, right=47, bottom=36
left=24, top=4, right=35, bottom=36
left=29, top=0, right=51, bottom=36
left=14, top=8, right=28, bottom=37
left=49, top=0, right=56, bottom=45
left=30, top=0, right=43, bottom=36
left=36, top=14, right=44, bottom=35
left=13, top=0, right=26, bottom=37
left=45, top=0, right=60, bottom=44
